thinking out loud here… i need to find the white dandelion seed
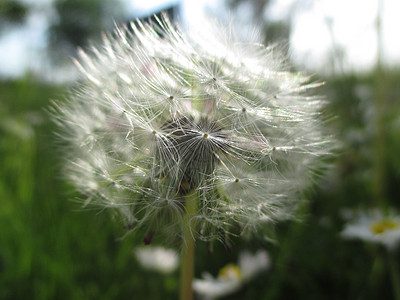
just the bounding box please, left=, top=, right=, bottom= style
left=51, top=14, right=332, bottom=245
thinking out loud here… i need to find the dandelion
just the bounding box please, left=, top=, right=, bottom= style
left=193, top=250, right=270, bottom=299
left=341, top=208, right=400, bottom=251
left=51, top=13, right=331, bottom=300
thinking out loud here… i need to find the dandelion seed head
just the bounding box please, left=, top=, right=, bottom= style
left=53, top=14, right=333, bottom=245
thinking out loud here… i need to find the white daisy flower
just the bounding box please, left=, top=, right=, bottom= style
left=134, top=246, right=179, bottom=274
left=341, top=208, right=400, bottom=250
left=193, top=250, right=270, bottom=299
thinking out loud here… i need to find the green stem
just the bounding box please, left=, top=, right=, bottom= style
left=366, top=249, right=383, bottom=298
left=264, top=201, right=309, bottom=300
left=373, top=0, right=387, bottom=207
left=388, top=252, right=400, bottom=300
left=179, top=191, right=198, bottom=300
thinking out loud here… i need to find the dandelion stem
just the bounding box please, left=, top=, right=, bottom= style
left=179, top=191, right=198, bottom=300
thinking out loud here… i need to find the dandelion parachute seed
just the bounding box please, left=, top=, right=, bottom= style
left=52, top=14, right=332, bottom=245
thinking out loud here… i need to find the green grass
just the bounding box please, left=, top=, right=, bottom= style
left=0, top=71, right=400, bottom=299
left=0, top=78, right=177, bottom=299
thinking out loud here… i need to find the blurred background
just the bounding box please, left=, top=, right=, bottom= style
left=1, top=0, right=400, bottom=299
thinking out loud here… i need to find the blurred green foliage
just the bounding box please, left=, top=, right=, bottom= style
left=0, top=68, right=400, bottom=299
left=0, top=78, right=177, bottom=299
left=0, top=0, right=27, bottom=26
left=228, top=0, right=291, bottom=44
left=46, top=0, right=125, bottom=65
left=49, top=0, right=121, bottom=49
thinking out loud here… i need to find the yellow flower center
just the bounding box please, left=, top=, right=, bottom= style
left=370, top=220, right=399, bottom=235
left=218, top=263, right=242, bottom=280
